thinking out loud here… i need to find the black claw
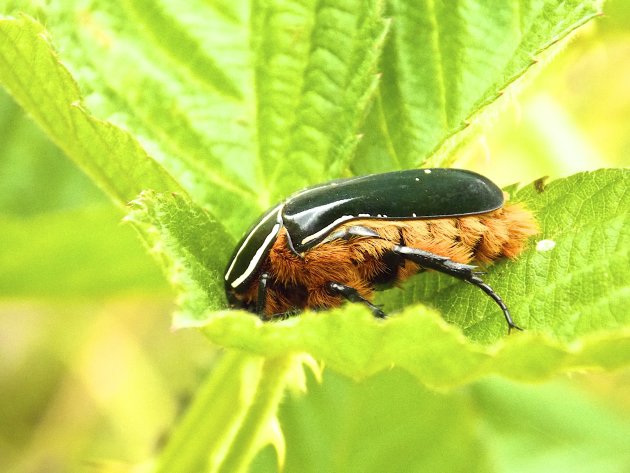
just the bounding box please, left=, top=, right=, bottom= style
left=268, top=310, right=300, bottom=321
left=369, top=304, right=387, bottom=319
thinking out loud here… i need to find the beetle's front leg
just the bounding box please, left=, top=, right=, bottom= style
left=326, top=281, right=386, bottom=319
left=256, top=273, right=301, bottom=321
left=256, top=272, right=270, bottom=318
left=391, top=245, right=522, bottom=333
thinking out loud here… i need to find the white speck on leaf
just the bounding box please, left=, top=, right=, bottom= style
left=536, top=239, right=556, bottom=252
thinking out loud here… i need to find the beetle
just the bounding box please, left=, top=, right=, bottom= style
left=224, top=168, right=538, bottom=332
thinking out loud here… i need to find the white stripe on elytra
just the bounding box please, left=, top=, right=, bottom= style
left=225, top=204, right=283, bottom=286
left=300, top=214, right=360, bottom=246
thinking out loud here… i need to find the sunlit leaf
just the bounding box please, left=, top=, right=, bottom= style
left=0, top=1, right=619, bottom=472
left=125, top=190, right=233, bottom=321
left=196, top=171, right=630, bottom=388
left=0, top=15, right=182, bottom=206
left=354, top=0, right=605, bottom=173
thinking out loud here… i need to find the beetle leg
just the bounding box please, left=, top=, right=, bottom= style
left=256, top=274, right=303, bottom=321
left=256, top=272, right=270, bottom=317
left=326, top=281, right=386, bottom=318
left=391, top=245, right=522, bottom=333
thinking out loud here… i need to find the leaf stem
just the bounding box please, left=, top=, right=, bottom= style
left=216, top=355, right=294, bottom=473
left=154, top=351, right=294, bottom=473
left=155, top=351, right=261, bottom=473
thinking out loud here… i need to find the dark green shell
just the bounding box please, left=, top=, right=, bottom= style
left=283, top=168, right=503, bottom=252
left=225, top=168, right=503, bottom=293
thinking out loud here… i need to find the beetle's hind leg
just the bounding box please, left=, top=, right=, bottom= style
left=391, top=245, right=522, bottom=333
left=326, top=282, right=386, bottom=319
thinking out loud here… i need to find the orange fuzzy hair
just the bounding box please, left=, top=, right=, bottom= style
left=236, top=203, right=538, bottom=318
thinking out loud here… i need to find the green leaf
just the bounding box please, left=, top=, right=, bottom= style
left=0, top=15, right=183, bottom=206
left=254, top=370, right=630, bottom=473
left=1, top=0, right=390, bottom=223
left=0, top=0, right=605, bottom=234
left=252, top=0, right=390, bottom=199
left=354, top=0, right=604, bottom=173
left=125, top=190, right=234, bottom=323
left=0, top=205, right=166, bottom=296
left=470, top=377, right=630, bottom=473
left=378, top=169, right=630, bottom=343
left=1, top=0, right=617, bottom=385
left=154, top=351, right=266, bottom=473
left=275, top=369, right=494, bottom=473
left=0, top=90, right=106, bottom=216
left=155, top=352, right=311, bottom=473
left=195, top=170, right=630, bottom=388
left=1, top=1, right=616, bottom=387
left=1, top=1, right=619, bottom=472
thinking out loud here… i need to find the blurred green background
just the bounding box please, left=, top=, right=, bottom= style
left=1, top=1, right=629, bottom=472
